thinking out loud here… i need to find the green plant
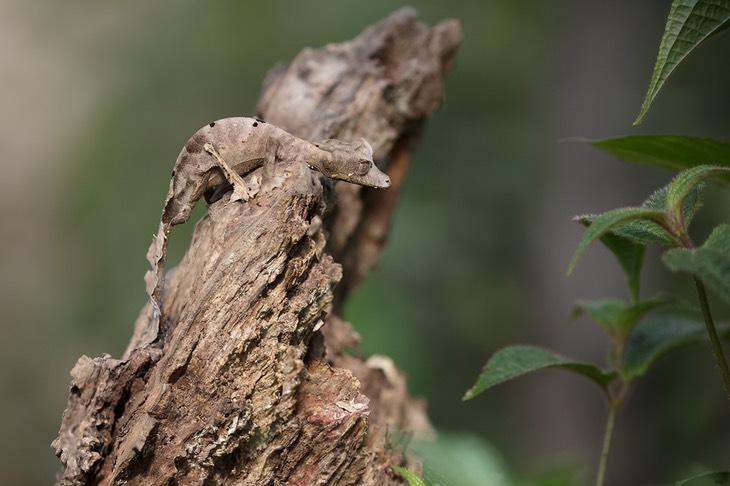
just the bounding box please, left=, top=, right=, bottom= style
left=391, top=434, right=514, bottom=485
left=392, top=466, right=429, bottom=486
left=464, top=2, right=730, bottom=485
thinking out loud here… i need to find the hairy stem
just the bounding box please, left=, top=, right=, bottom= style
left=596, top=403, right=618, bottom=486
left=694, top=277, right=730, bottom=400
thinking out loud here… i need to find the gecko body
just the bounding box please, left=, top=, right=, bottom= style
left=145, top=117, right=390, bottom=322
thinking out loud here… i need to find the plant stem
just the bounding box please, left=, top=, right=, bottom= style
left=596, top=403, right=618, bottom=486
left=694, top=277, right=730, bottom=400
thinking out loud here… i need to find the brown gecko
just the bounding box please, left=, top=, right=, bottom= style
left=145, top=117, right=391, bottom=322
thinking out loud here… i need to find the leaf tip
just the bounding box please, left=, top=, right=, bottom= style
left=567, top=253, right=581, bottom=276
left=633, top=96, right=651, bottom=125
left=557, top=136, right=590, bottom=145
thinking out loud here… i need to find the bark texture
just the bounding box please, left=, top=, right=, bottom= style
left=53, top=8, right=461, bottom=485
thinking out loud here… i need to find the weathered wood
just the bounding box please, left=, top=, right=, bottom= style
left=53, top=8, right=461, bottom=485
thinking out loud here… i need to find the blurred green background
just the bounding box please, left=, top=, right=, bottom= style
left=2, top=1, right=728, bottom=484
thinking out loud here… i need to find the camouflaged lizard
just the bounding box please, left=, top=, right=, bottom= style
left=145, top=117, right=391, bottom=321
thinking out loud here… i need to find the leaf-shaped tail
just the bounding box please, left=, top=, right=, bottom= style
left=145, top=219, right=170, bottom=324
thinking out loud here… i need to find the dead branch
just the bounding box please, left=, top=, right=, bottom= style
left=53, top=8, right=461, bottom=485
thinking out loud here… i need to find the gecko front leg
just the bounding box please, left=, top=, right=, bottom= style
left=204, top=143, right=255, bottom=202
left=145, top=141, right=257, bottom=329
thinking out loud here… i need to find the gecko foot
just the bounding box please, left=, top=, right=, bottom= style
left=260, top=174, right=284, bottom=194
left=230, top=184, right=253, bottom=203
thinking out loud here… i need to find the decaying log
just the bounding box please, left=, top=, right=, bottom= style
left=53, top=8, right=461, bottom=485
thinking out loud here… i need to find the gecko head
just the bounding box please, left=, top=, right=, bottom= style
left=314, top=138, right=391, bottom=189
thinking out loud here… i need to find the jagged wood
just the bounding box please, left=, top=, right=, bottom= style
left=53, top=8, right=462, bottom=485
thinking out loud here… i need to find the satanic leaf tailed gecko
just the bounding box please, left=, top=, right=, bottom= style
left=145, top=117, right=391, bottom=321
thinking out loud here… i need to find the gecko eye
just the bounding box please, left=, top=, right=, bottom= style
left=356, top=159, right=371, bottom=175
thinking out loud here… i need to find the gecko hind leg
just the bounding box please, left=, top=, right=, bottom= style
left=204, top=142, right=254, bottom=202
left=260, top=137, right=284, bottom=194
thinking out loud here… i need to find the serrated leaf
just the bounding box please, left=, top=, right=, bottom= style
left=587, top=135, right=730, bottom=187
left=663, top=224, right=730, bottom=303
left=392, top=466, right=429, bottom=486
left=666, top=165, right=730, bottom=222
left=635, top=0, right=730, bottom=124
left=568, top=208, right=666, bottom=274
left=464, top=345, right=615, bottom=400
left=676, top=470, right=730, bottom=485
left=623, top=314, right=730, bottom=380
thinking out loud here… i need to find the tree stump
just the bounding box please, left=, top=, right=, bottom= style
left=53, top=8, right=462, bottom=485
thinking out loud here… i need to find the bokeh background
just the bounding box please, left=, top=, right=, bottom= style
left=2, top=1, right=728, bottom=484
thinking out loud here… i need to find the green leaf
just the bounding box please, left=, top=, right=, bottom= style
left=577, top=216, right=646, bottom=301
left=623, top=314, right=730, bottom=380
left=570, top=168, right=719, bottom=274
left=587, top=135, right=730, bottom=187
left=681, top=184, right=706, bottom=229
left=393, top=466, right=429, bottom=486
left=644, top=176, right=708, bottom=234
left=635, top=0, right=730, bottom=124
left=464, top=345, right=615, bottom=400
left=568, top=207, right=666, bottom=274
left=578, top=213, right=675, bottom=247
left=617, top=295, right=676, bottom=334
left=571, top=298, right=625, bottom=331
left=643, top=184, right=670, bottom=212
left=422, top=467, right=455, bottom=486
left=573, top=296, right=673, bottom=336
left=413, top=434, right=512, bottom=486
left=663, top=224, right=730, bottom=303
left=676, top=470, right=730, bottom=485
left=519, top=461, right=584, bottom=486
left=599, top=231, right=646, bottom=302
left=666, top=165, right=730, bottom=222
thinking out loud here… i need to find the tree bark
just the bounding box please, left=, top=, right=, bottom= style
left=53, top=8, right=461, bottom=485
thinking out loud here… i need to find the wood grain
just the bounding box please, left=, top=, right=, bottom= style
left=53, top=8, right=461, bottom=485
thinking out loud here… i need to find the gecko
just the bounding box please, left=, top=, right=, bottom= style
left=144, top=117, right=391, bottom=323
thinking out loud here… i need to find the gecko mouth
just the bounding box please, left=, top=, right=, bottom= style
left=346, top=171, right=391, bottom=189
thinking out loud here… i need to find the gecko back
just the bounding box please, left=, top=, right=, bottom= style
left=163, top=117, right=282, bottom=227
